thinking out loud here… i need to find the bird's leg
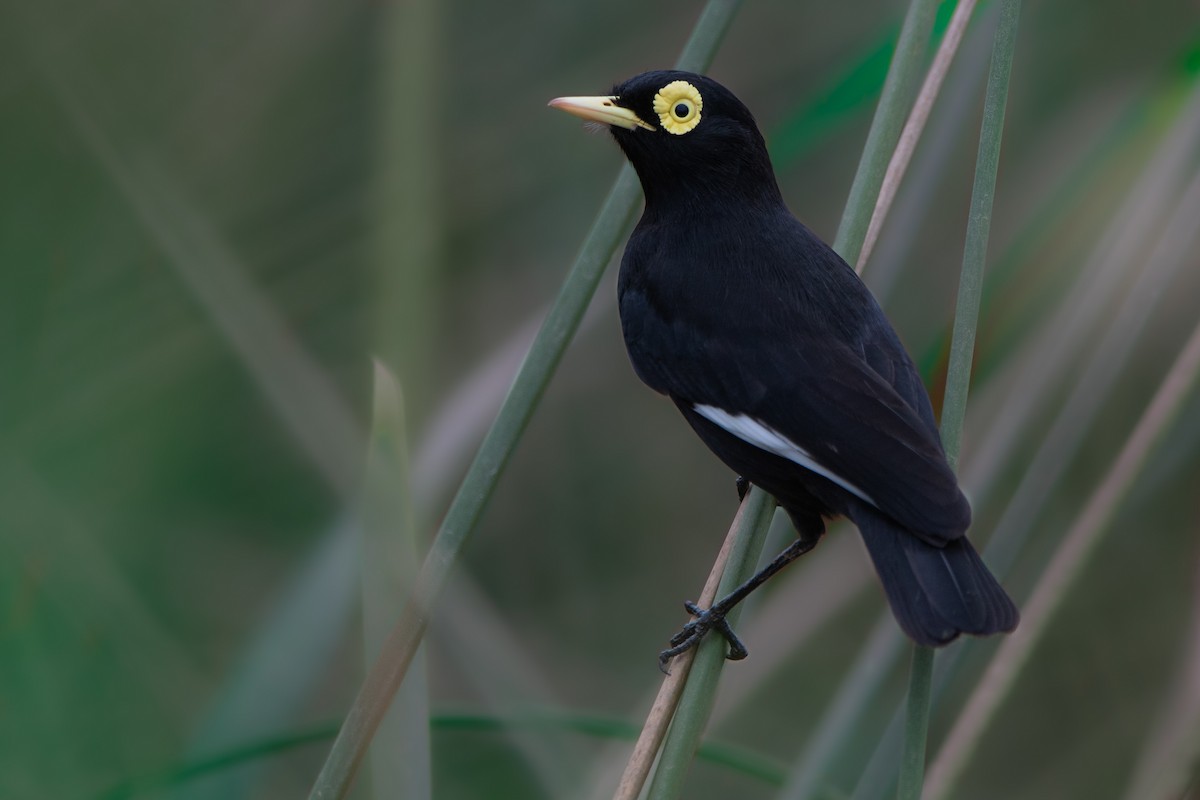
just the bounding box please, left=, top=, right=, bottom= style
left=735, top=475, right=750, bottom=502
left=659, top=533, right=820, bottom=672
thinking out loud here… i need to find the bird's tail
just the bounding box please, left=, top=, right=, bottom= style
left=854, top=511, right=1018, bottom=647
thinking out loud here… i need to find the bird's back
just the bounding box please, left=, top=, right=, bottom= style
left=619, top=205, right=967, bottom=537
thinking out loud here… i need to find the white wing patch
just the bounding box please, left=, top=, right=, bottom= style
left=693, top=404, right=878, bottom=507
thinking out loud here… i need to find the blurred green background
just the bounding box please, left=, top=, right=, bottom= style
left=4, top=0, right=1200, bottom=798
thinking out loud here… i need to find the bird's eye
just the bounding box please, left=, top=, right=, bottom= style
left=653, top=80, right=703, bottom=135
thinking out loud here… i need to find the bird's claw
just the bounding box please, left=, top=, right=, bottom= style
left=657, top=600, right=748, bottom=673
left=735, top=476, right=750, bottom=502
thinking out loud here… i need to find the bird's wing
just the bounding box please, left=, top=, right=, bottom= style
left=622, top=288, right=967, bottom=544
left=860, top=325, right=942, bottom=438
left=756, top=335, right=968, bottom=543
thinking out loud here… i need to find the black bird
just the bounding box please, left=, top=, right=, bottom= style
left=550, top=71, right=1018, bottom=664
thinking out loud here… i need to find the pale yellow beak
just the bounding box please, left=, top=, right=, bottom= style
left=548, top=95, right=655, bottom=131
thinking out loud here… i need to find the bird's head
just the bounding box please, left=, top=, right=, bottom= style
left=550, top=70, right=782, bottom=213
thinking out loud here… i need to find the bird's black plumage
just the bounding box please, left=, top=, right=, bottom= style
left=552, top=70, right=1018, bottom=651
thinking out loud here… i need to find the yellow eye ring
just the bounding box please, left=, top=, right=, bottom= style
left=653, top=80, right=703, bottom=135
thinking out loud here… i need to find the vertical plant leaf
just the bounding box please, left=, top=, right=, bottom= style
left=369, top=0, right=441, bottom=421
left=897, top=2, right=1022, bottom=797
left=937, top=0, right=1022, bottom=467
left=857, top=0, right=981, bottom=272
left=833, top=0, right=940, bottom=264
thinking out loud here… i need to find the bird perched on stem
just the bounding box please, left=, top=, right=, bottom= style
left=550, top=71, right=1017, bottom=668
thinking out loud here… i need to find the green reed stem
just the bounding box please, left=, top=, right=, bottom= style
left=896, top=2, right=1021, bottom=798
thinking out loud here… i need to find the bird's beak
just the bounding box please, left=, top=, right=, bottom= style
left=548, top=95, right=655, bottom=131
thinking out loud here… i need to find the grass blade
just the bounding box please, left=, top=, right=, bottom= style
left=937, top=0, right=1021, bottom=467
left=643, top=489, right=777, bottom=800
left=672, top=0, right=744, bottom=74
left=898, top=1, right=1021, bottom=797
left=359, top=363, right=430, bottom=800
left=866, top=4, right=997, bottom=303
left=834, top=0, right=940, bottom=264
left=896, top=645, right=935, bottom=800
left=857, top=0, right=981, bottom=272
left=369, top=0, right=440, bottom=418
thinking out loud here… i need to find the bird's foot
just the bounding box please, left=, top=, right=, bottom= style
left=658, top=600, right=748, bottom=673
left=735, top=475, right=750, bottom=502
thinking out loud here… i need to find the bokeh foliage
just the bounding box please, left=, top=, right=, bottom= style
left=3, top=0, right=1200, bottom=798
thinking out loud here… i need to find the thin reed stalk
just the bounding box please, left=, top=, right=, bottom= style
left=834, top=0, right=940, bottom=264
left=898, top=1, right=1022, bottom=796
left=857, top=0, right=980, bottom=272
left=359, top=364, right=431, bottom=800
